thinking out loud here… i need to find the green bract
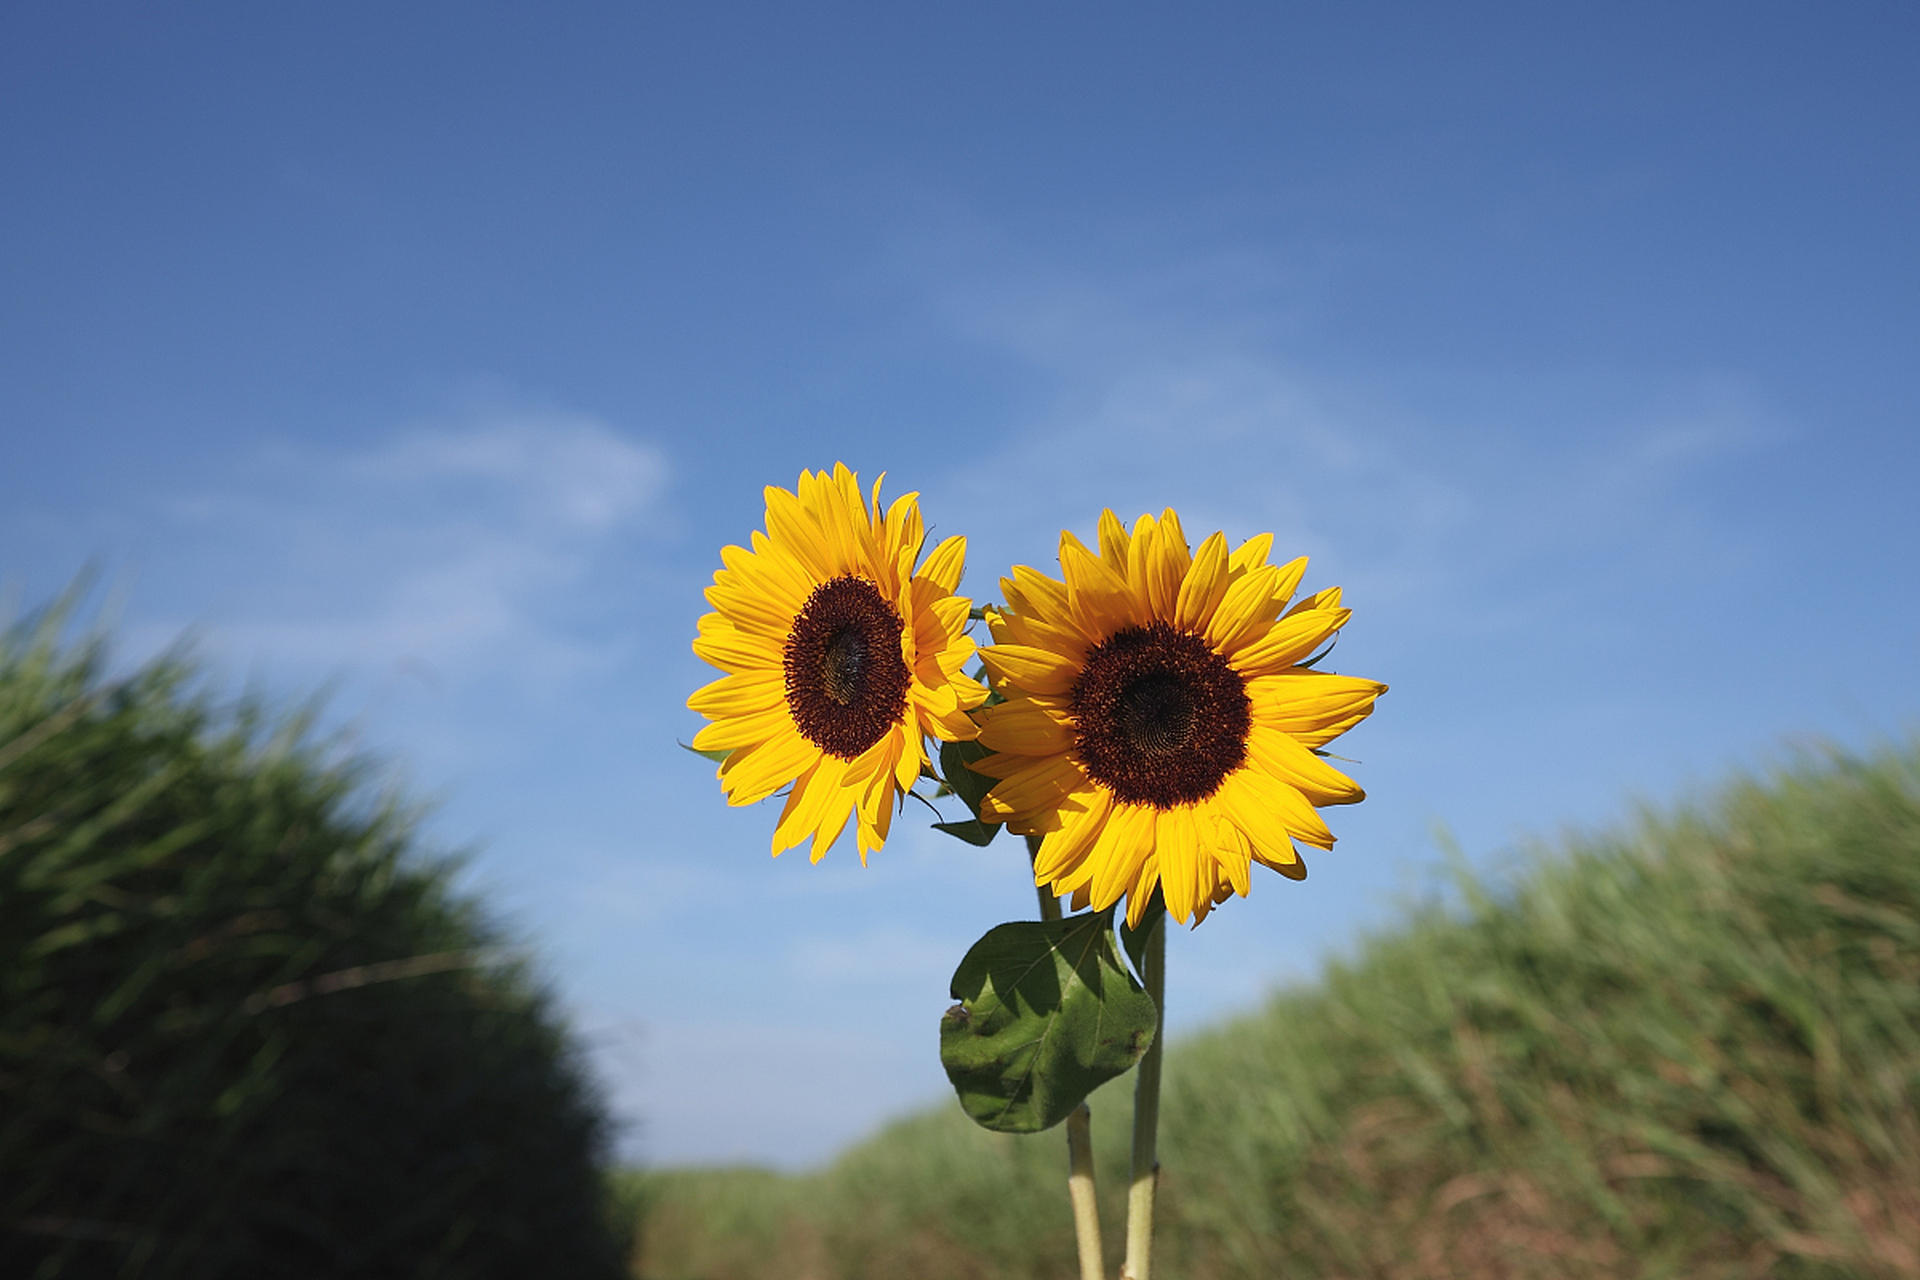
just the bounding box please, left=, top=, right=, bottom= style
left=929, top=739, right=1002, bottom=846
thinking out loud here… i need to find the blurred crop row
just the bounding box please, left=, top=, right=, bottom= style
left=0, top=598, right=633, bottom=1278
left=633, top=740, right=1920, bottom=1279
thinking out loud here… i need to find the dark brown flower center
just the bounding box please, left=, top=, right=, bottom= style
left=1071, top=622, right=1249, bottom=808
left=784, top=575, right=910, bottom=759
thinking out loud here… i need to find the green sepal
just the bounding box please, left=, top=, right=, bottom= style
left=931, top=819, right=998, bottom=846
left=1118, top=890, right=1167, bottom=981
left=1296, top=638, right=1337, bottom=670
left=939, top=912, right=1158, bottom=1133
left=678, top=741, right=731, bottom=765
left=932, top=739, right=1003, bottom=846
left=940, top=739, right=995, bottom=813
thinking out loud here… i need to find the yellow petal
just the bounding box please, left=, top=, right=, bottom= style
left=1096, top=508, right=1132, bottom=572
left=1060, top=534, right=1137, bottom=639
left=1245, top=726, right=1366, bottom=806
left=1125, top=851, right=1162, bottom=927
left=1247, top=672, right=1386, bottom=745
left=990, top=609, right=1090, bottom=662
left=1157, top=805, right=1203, bottom=925
left=976, top=702, right=1076, bottom=755
left=692, top=706, right=794, bottom=753
left=1228, top=532, right=1274, bottom=574
left=1270, top=555, right=1308, bottom=609
left=979, top=755, right=1084, bottom=821
left=1212, top=815, right=1253, bottom=897
left=1001, top=564, right=1071, bottom=623
left=1033, top=787, right=1113, bottom=881
left=809, top=467, right=869, bottom=579
left=688, top=671, right=785, bottom=718
left=704, top=579, right=799, bottom=641
left=1229, top=605, right=1350, bottom=675
left=808, top=792, right=856, bottom=863
left=892, top=727, right=925, bottom=795
left=1089, top=802, right=1157, bottom=913
left=1174, top=531, right=1230, bottom=633
left=842, top=733, right=899, bottom=791
left=722, top=537, right=814, bottom=613
left=722, top=731, right=820, bottom=807
left=916, top=592, right=970, bottom=652
left=1286, top=585, right=1342, bottom=618
left=1145, top=509, right=1192, bottom=619
left=762, top=483, right=835, bottom=581
left=692, top=626, right=782, bottom=675
left=1216, top=767, right=1333, bottom=854
left=774, top=755, right=847, bottom=855
left=978, top=643, right=1081, bottom=696
left=889, top=486, right=925, bottom=550
left=1124, top=861, right=1164, bottom=929
left=912, top=673, right=961, bottom=718
left=1264, top=847, right=1308, bottom=880
left=854, top=781, right=894, bottom=865
left=1205, top=563, right=1284, bottom=653
left=917, top=534, right=966, bottom=593
left=918, top=700, right=982, bottom=743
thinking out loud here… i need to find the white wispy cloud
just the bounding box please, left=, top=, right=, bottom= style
left=917, top=251, right=1777, bottom=641
left=351, top=413, right=668, bottom=534
left=137, top=406, right=669, bottom=695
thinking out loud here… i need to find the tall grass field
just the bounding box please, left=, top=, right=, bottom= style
left=0, top=609, right=632, bottom=1278
left=632, top=741, right=1920, bottom=1280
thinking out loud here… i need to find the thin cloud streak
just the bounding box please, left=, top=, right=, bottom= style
left=914, top=257, right=1777, bottom=641
left=135, top=409, right=669, bottom=691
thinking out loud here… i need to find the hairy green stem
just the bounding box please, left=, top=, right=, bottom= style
left=1123, top=913, right=1165, bottom=1280
left=1066, top=1103, right=1103, bottom=1280
left=1027, top=836, right=1105, bottom=1280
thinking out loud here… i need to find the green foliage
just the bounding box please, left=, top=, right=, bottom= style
left=629, top=740, right=1920, bottom=1280
left=940, top=912, right=1156, bottom=1133
left=929, top=739, right=1001, bottom=846
left=0, top=607, right=629, bottom=1279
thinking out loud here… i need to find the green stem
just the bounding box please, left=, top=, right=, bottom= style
left=1123, top=912, right=1165, bottom=1280
left=1027, top=836, right=1104, bottom=1280
left=1066, top=1103, right=1103, bottom=1280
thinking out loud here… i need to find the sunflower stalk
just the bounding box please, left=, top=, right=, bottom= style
left=1030, top=835, right=1105, bottom=1280
left=1123, top=910, right=1165, bottom=1280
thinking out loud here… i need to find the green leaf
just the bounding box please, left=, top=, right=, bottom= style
left=1118, top=891, right=1166, bottom=981
left=939, top=739, right=995, bottom=815
left=931, top=819, right=999, bottom=846
left=940, top=913, right=1158, bottom=1133
left=933, top=739, right=1003, bottom=846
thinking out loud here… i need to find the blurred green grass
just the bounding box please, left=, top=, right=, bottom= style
left=629, top=741, right=1920, bottom=1279
left=0, top=599, right=631, bottom=1278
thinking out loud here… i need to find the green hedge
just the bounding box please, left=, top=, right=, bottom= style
left=0, top=607, right=630, bottom=1279
left=634, top=740, right=1920, bottom=1279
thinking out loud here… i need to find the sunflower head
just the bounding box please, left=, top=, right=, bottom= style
left=689, top=465, right=988, bottom=863
left=972, top=508, right=1385, bottom=927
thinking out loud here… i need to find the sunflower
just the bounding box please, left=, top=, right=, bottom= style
left=971, top=509, right=1384, bottom=927
left=689, top=465, right=988, bottom=862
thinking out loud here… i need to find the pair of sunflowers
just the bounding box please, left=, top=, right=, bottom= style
left=689, top=464, right=1384, bottom=930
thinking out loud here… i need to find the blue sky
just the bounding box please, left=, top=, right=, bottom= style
left=3, top=3, right=1917, bottom=1168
